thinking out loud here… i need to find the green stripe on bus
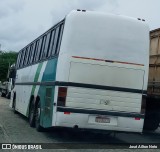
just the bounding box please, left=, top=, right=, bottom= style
left=26, top=62, right=43, bottom=116
left=31, top=63, right=43, bottom=95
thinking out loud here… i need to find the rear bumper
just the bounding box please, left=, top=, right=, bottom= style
left=55, top=108, right=144, bottom=133
left=57, top=107, right=144, bottom=118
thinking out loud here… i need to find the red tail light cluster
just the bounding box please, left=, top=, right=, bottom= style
left=141, top=94, right=147, bottom=114
left=57, top=87, right=67, bottom=106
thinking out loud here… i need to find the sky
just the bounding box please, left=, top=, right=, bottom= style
left=0, top=0, right=159, bottom=52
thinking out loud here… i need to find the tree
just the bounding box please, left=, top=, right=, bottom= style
left=0, top=51, right=18, bottom=82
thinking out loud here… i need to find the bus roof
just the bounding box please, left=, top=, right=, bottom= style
left=60, top=10, right=149, bottom=65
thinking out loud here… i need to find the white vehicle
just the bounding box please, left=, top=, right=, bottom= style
left=10, top=10, right=149, bottom=133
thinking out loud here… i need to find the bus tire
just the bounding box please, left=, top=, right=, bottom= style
left=29, top=99, right=35, bottom=127
left=13, top=94, right=18, bottom=114
left=35, top=101, right=44, bottom=132
left=1, top=92, right=5, bottom=97
left=7, top=92, right=11, bottom=99
left=144, top=112, right=160, bottom=131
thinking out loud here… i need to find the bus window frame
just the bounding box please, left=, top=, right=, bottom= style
left=16, top=19, right=65, bottom=69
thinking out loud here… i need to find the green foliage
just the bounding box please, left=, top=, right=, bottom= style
left=0, top=51, right=18, bottom=82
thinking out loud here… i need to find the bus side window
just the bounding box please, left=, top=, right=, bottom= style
left=22, top=48, right=27, bottom=66
left=30, top=43, right=36, bottom=64
left=51, top=26, right=60, bottom=56
left=28, top=44, right=33, bottom=64
left=56, top=24, right=64, bottom=54
left=16, top=52, right=21, bottom=68
left=25, top=47, right=30, bottom=66
left=20, top=50, right=25, bottom=68
left=36, top=38, right=43, bottom=61
left=48, top=30, right=55, bottom=58
left=34, top=40, right=40, bottom=62
left=19, top=51, right=22, bottom=68
left=40, top=35, right=47, bottom=60
left=43, top=32, right=51, bottom=59
left=27, top=44, right=33, bottom=65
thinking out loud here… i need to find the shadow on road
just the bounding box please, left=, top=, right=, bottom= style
left=15, top=110, right=125, bottom=144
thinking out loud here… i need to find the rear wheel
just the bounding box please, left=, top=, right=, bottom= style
left=1, top=92, right=6, bottom=97
left=6, top=92, right=11, bottom=99
left=144, top=112, right=160, bottom=131
left=13, top=94, right=18, bottom=114
left=29, top=100, right=35, bottom=127
left=35, top=101, right=44, bottom=132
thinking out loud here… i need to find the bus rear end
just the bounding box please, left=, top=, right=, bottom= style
left=55, top=10, right=149, bottom=133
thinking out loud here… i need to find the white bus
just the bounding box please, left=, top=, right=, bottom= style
left=10, top=10, right=149, bottom=133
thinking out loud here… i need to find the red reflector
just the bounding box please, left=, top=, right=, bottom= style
left=135, top=118, right=140, bottom=120
left=64, top=112, right=70, bottom=115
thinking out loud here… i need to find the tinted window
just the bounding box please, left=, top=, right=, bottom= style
left=40, top=35, right=47, bottom=60
left=33, top=40, right=40, bottom=62
left=16, top=53, right=21, bottom=68
left=48, top=30, right=55, bottom=57
left=51, top=27, right=60, bottom=56
left=36, top=38, right=43, bottom=61
left=16, top=52, right=21, bottom=68
left=43, top=32, right=51, bottom=58
left=27, top=44, right=33, bottom=64
left=30, top=43, right=36, bottom=64
left=56, top=24, right=64, bottom=54
left=24, top=47, right=30, bottom=65
left=19, top=51, right=23, bottom=68
left=20, top=50, right=25, bottom=68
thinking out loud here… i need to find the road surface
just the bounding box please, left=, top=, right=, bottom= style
left=0, top=97, right=159, bottom=151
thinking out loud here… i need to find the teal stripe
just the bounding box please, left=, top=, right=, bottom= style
left=31, top=63, right=43, bottom=95
left=26, top=62, right=43, bottom=116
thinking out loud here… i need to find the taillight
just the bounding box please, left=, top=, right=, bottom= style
left=141, top=94, right=147, bottom=114
left=64, top=112, right=70, bottom=115
left=57, top=87, right=67, bottom=106
left=135, top=118, right=141, bottom=120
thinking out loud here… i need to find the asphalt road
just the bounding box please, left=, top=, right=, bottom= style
left=0, top=96, right=160, bottom=152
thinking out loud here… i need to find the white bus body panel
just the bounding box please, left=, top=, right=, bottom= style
left=53, top=11, right=149, bottom=133
left=57, top=11, right=149, bottom=89
left=66, top=88, right=142, bottom=113
left=69, top=61, right=144, bottom=90
left=56, top=113, right=144, bottom=132
left=13, top=62, right=47, bottom=116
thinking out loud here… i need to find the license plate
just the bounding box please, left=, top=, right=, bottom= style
left=95, top=116, right=110, bottom=123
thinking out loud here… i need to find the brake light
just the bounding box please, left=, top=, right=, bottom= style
left=141, top=94, right=147, bottom=114
left=135, top=118, right=141, bottom=120
left=57, top=87, right=67, bottom=106
left=64, top=112, right=70, bottom=115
